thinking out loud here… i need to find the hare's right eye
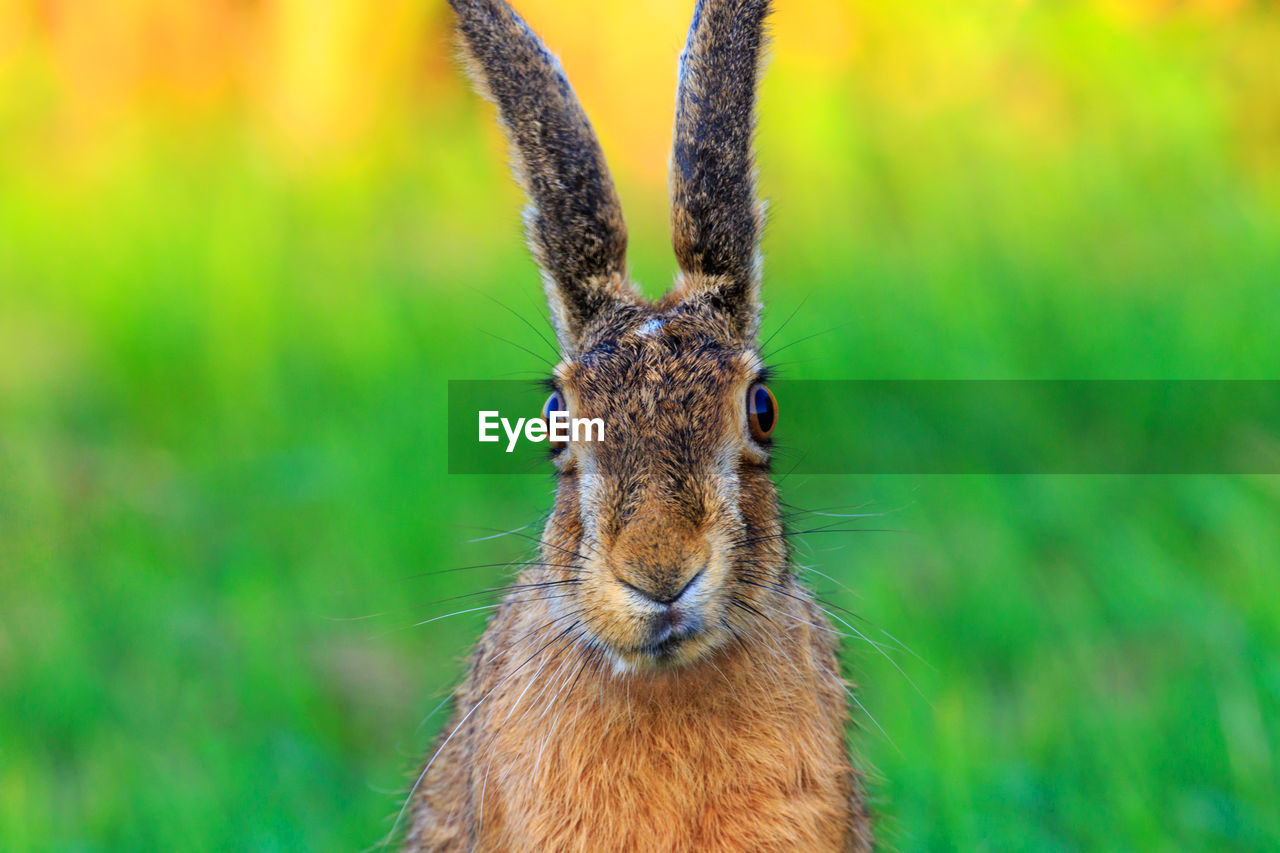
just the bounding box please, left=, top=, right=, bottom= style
left=747, top=383, right=777, bottom=441
left=541, top=391, right=568, bottom=450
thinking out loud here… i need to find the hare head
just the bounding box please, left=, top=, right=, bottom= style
left=454, top=0, right=783, bottom=672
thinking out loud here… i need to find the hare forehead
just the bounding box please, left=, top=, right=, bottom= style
left=580, top=338, right=749, bottom=387
left=560, top=307, right=760, bottom=401
left=636, top=317, right=665, bottom=337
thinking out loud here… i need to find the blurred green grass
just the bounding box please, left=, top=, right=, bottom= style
left=2, top=0, right=1280, bottom=850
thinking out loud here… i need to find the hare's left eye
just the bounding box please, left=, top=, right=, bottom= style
left=747, top=383, right=777, bottom=441
left=542, top=391, right=568, bottom=449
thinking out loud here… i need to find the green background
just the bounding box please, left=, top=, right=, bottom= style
left=1, top=0, right=1278, bottom=849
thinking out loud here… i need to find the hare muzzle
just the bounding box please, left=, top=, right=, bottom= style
left=559, top=321, right=756, bottom=671
left=598, top=510, right=720, bottom=668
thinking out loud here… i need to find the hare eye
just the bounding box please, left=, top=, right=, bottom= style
left=747, top=383, right=777, bottom=441
left=542, top=391, right=568, bottom=449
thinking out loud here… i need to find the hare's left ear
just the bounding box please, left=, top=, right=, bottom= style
left=450, top=0, right=640, bottom=351
left=668, top=0, right=772, bottom=341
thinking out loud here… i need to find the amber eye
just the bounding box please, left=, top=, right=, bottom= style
left=747, top=383, right=777, bottom=441
left=541, top=390, right=568, bottom=449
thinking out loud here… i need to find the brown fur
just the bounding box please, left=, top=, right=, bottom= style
left=405, top=2, right=872, bottom=849
left=669, top=0, right=771, bottom=340
left=449, top=0, right=640, bottom=351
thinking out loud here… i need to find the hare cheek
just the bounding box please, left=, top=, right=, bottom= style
left=571, top=451, right=611, bottom=547
left=579, top=568, right=658, bottom=660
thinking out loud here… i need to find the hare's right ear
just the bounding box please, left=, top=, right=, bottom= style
left=449, top=0, right=640, bottom=351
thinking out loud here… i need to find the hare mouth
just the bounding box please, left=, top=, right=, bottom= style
left=638, top=621, right=699, bottom=660
left=636, top=634, right=686, bottom=661
left=616, top=611, right=707, bottom=667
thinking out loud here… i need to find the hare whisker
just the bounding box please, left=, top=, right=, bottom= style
left=413, top=691, right=460, bottom=740
left=782, top=508, right=886, bottom=521
left=529, top=631, right=590, bottom=745
left=490, top=621, right=584, bottom=745
left=734, top=527, right=909, bottom=548
left=817, top=604, right=930, bottom=704
left=384, top=615, right=580, bottom=849
left=807, top=591, right=911, bottom=647
left=412, top=602, right=511, bottom=629
left=393, top=561, right=584, bottom=583
left=493, top=369, right=555, bottom=379
left=758, top=294, right=809, bottom=353
left=841, top=682, right=899, bottom=755
left=482, top=609, right=588, bottom=670
left=339, top=579, right=582, bottom=623
left=761, top=320, right=857, bottom=360
left=793, top=565, right=866, bottom=602
left=483, top=527, right=593, bottom=563
left=533, top=633, right=592, bottom=725
left=779, top=498, right=879, bottom=512
left=474, top=287, right=560, bottom=359
left=477, top=629, right=588, bottom=837
left=727, top=616, right=797, bottom=714
left=735, top=561, right=929, bottom=697
left=369, top=592, right=577, bottom=639
left=871, top=625, right=934, bottom=670
left=754, top=357, right=814, bottom=373
left=730, top=584, right=844, bottom=639
left=480, top=329, right=557, bottom=369
left=461, top=521, right=539, bottom=544
left=409, top=590, right=580, bottom=629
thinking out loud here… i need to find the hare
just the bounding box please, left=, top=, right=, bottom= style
left=401, top=1, right=872, bottom=849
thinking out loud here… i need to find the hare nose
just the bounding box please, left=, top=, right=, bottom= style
left=622, top=566, right=705, bottom=606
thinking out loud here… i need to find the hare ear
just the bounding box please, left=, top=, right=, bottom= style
left=669, top=0, right=771, bottom=341
left=450, top=0, right=639, bottom=351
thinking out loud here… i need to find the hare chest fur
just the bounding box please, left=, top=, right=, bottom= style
left=403, top=0, right=872, bottom=849
left=407, top=590, right=867, bottom=852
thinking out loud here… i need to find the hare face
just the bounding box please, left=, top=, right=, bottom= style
left=546, top=301, right=782, bottom=671
left=448, top=0, right=780, bottom=669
